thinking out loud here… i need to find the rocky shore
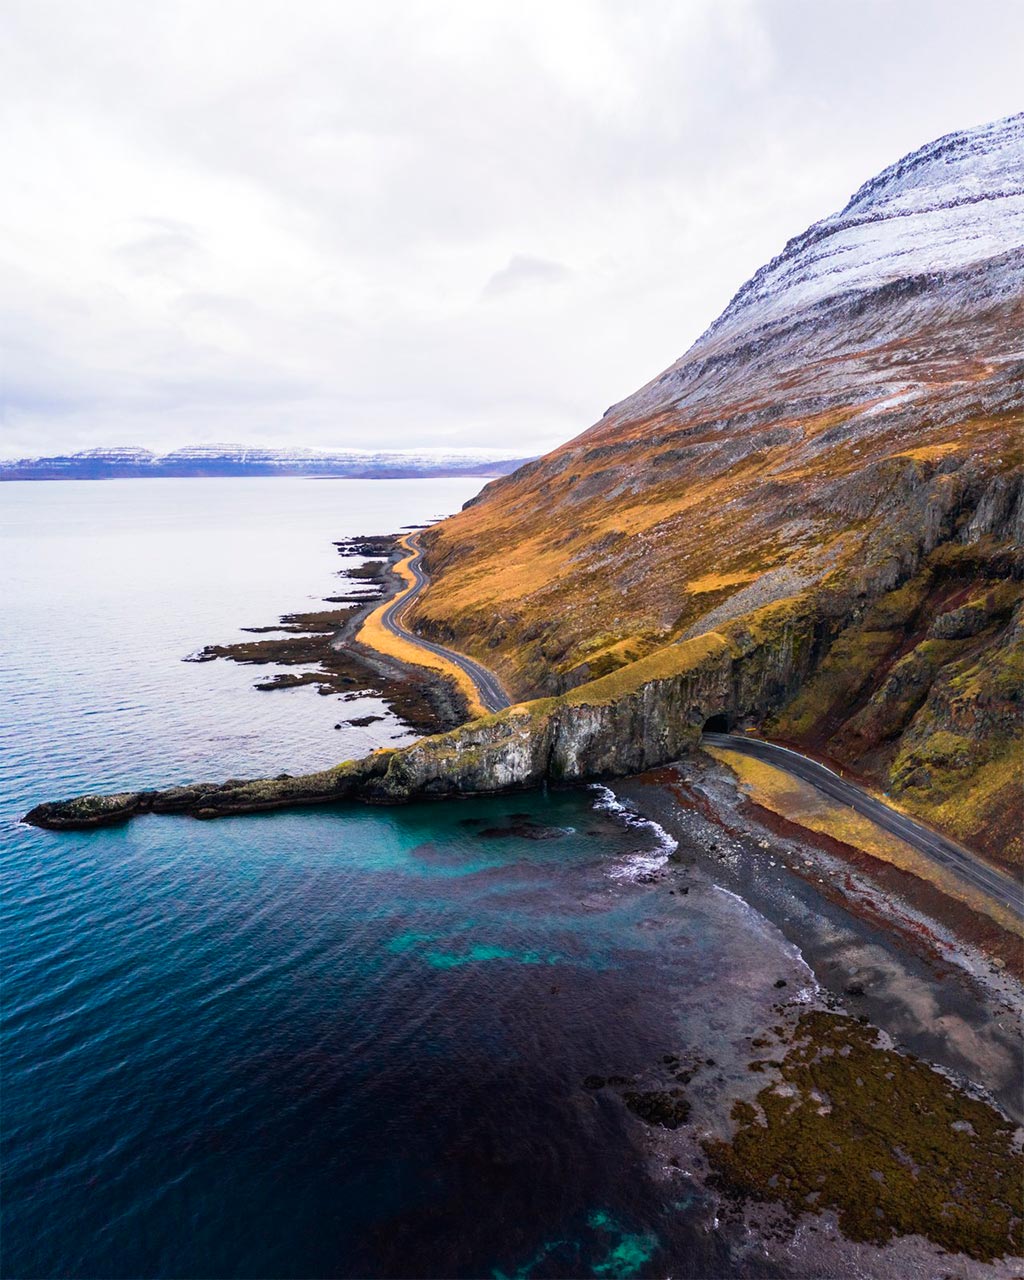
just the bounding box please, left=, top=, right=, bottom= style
left=22, top=589, right=823, bottom=828
left=598, top=760, right=1024, bottom=1272
left=20, top=544, right=1023, bottom=1270
left=185, top=533, right=469, bottom=735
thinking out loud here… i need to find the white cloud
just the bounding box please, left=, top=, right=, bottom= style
left=0, top=0, right=1022, bottom=458
left=482, top=255, right=572, bottom=300
left=113, top=219, right=203, bottom=277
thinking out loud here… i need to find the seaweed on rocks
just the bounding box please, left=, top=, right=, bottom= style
left=703, top=1010, right=1024, bottom=1261
left=622, top=1090, right=692, bottom=1129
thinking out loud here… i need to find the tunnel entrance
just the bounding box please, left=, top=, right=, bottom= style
left=702, top=713, right=731, bottom=733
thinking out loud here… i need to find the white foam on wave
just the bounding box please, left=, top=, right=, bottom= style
left=589, top=784, right=678, bottom=881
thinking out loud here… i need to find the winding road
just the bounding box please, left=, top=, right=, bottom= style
left=702, top=731, right=1024, bottom=920
left=382, top=533, right=512, bottom=714
left=376, top=549, right=1022, bottom=920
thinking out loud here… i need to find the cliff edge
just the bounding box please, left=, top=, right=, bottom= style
left=27, top=116, right=1023, bottom=866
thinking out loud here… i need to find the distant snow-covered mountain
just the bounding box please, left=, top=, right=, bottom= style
left=0, top=445, right=533, bottom=481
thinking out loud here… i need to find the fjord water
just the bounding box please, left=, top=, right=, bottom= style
left=1, top=480, right=783, bottom=1279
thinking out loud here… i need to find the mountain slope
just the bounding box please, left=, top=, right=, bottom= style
left=410, top=114, right=1024, bottom=865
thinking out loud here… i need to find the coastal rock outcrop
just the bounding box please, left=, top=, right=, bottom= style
left=25, top=594, right=829, bottom=827
left=24, top=116, right=1024, bottom=854
left=404, top=113, right=1024, bottom=858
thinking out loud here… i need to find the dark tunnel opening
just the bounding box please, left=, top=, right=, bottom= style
left=702, top=713, right=731, bottom=734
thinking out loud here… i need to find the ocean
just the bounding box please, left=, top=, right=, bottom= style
left=0, top=478, right=911, bottom=1278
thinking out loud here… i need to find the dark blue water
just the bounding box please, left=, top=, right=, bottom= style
left=2, top=481, right=795, bottom=1278
left=5, top=793, right=709, bottom=1278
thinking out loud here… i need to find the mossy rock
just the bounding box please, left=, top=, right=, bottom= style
left=703, top=1012, right=1023, bottom=1261
left=622, top=1089, right=691, bottom=1129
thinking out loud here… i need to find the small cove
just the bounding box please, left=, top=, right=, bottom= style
left=2, top=479, right=1020, bottom=1278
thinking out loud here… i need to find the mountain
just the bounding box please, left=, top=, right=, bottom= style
left=407, top=113, right=1024, bottom=865
left=0, top=445, right=532, bottom=481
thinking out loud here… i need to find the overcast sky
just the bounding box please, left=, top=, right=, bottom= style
left=2, top=0, right=1022, bottom=459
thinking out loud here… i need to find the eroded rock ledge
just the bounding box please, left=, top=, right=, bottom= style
left=25, top=514, right=1021, bottom=835
left=24, top=593, right=830, bottom=829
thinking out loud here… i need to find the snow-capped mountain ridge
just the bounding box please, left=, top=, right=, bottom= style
left=409, top=114, right=1023, bottom=864
left=701, top=111, right=1023, bottom=351
left=598, top=113, right=1024, bottom=427
left=71, top=446, right=156, bottom=461
left=840, top=111, right=1024, bottom=217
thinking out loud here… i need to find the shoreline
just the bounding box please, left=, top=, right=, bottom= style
left=613, top=758, right=1024, bottom=1120
left=24, top=730, right=1022, bottom=946
left=356, top=532, right=497, bottom=719
left=14, top=515, right=1023, bottom=1271
left=597, top=765, right=1024, bottom=1272
left=185, top=531, right=472, bottom=736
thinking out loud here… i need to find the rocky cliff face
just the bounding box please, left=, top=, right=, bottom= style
left=406, top=114, right=1023, bottom=860
left=25, top=596, right=827, bottom=827
left=26, top=117, right=1023, bottom=859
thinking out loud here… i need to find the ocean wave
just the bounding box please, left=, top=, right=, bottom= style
left=589, top=785, right=678, bottom=881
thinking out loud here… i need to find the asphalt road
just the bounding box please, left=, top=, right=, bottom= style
left=381, top=533, right=512, bottom=714
left=702, top=732, right=1024, bottom=921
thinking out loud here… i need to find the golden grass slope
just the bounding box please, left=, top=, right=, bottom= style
left=416, top=398, right=1019, bottom=699
left=706, top=746, right=1022, bottom=936
left=403, top=282, right=1022, bottom=858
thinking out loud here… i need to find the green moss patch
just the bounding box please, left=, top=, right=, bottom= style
left=770, top=629, right=898, bottom=738
left=703, top=1012, right=1023, bottom=1261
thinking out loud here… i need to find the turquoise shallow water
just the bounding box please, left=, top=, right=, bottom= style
left=3, top=789, right=707, bottom=1277
left=2, top=480, right=792, bottom=1278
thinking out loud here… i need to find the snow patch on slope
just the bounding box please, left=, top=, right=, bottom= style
left=704, top=112, right=1024, bottom=347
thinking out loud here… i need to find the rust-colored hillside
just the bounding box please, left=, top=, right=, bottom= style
left=413, top=115, right=1024, bottom=864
